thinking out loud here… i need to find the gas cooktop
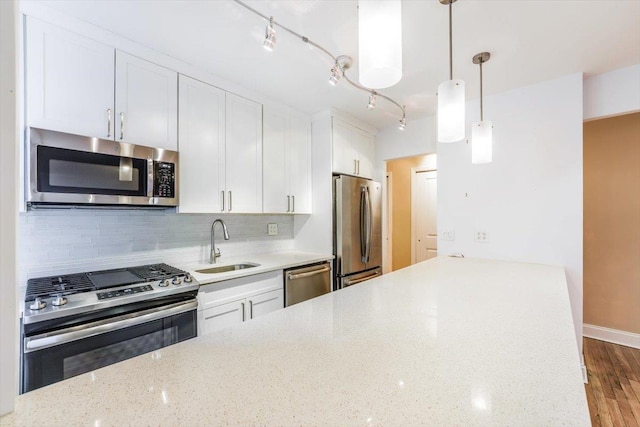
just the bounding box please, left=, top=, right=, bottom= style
left=23, top=263, right=199, bottom=324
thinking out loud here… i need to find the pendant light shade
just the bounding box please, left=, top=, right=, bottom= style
left=358, top=0, right=402, bottom=89
left=471, top=51, right=492, bottom=164
left=437, top=79, right=466, bottom=143
left=437, top=0, right=465, bottom=143
left=472, top=120, right=492, bottom=164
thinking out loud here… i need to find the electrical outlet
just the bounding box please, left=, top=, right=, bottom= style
left=475, top=231, right=489, bottom=243
left=267, top=223, right=278, bottom=236
left=441, top=230, right=455, bottom=241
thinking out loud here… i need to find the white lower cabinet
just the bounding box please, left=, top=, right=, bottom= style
left=197, top=271, right=284, bottom=335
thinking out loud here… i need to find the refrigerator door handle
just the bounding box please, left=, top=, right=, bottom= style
left=360, top=185, right=372, bottom=263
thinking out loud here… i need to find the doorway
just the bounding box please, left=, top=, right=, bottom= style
left=411, top=168, right=437, bottom=263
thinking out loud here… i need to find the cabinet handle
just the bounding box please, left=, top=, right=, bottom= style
left=354, top=159, right=357, bottom=175
left=287, top=195, right=290, bottom=213
left=220, top=191, right=225, bottom=212
left=292, top=195, right=295, bottom=213
left=249, top=300, right=253, bottom=319
left=119, top=112, right=125, bottom=140
left=107, top=109, right=112, bottom=138
left=228, top=191, right=232, bottom=212
left=357, top=160, right=360, bottom=175
left=241, top=302, right=245, bottom=321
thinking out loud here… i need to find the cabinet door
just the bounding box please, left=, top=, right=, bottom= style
left=288, top=114, right=312, bottom=214
left=26, top=17, right=115, bottom=139
left=355, top=128, right=375, bottom=180
left=262, top=105, right=289, bottom=213
left=178, top=75, right=226, bottom=213
left=332, top=118, right=357, bottom=176
left=225, top=93, right=263, bottom=213
left=199, top=300, right=245, bottom=335
left=115, top=51, right=177, bottom=150
left=247, top=289, right=284, bottom=320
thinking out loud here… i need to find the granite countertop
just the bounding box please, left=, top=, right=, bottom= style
left=183, top=251, right=334, bottom=286
left=1, top=257, right=589, bottom=426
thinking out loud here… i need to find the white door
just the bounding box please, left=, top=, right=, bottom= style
left=288, top=113, right=312, bottom=214
left=262, top=105, right=289, bottom=213
left=115, top=51, right=177, bottom=150
left=199, top=300, right=245, bottom=335
left=225, top=93, right=263, bottom=213
left=177, top=75, right=226, bottom=213
left=247, top=289, right=284, bottom=320
left=26, top=17, right=115, bottom=139
left=414, top=170, right=438, bottom=262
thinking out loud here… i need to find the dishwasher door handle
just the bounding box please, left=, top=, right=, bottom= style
left=287, top=265, right=330, bottom=281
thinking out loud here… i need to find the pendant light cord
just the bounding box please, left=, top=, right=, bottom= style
left=232, top=0, right=406, bottom=118
left=479, top=60, right=483, bottom=121
left=449, top=1, right=453, bottom=80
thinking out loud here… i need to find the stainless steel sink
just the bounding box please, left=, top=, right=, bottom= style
left=195, top=263, right=261, bottom=274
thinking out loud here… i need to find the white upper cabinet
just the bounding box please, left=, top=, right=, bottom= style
left=177, top=75, right=226, bottom=213
left=332, top=117, right=375, bottom=179
left=115, top=51, right=178, bottom=150
left=25, top=18, right=178, bottom=150
left=224, top=93, right=263, bottom=213
left=263, top=106, right=312, bottom=214
left=26, top=17, right=115, bottom=139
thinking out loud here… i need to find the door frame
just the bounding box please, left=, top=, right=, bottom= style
left=411, top=166, right=437, bottom=264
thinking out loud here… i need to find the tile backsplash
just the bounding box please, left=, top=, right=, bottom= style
left=18, top=209, right=294, bottom=283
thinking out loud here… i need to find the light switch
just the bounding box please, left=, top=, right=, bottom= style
left=441, top=230, right=455, bottom=241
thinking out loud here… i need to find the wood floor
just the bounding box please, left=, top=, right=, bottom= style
left=584, top=337, right=640, bottom=426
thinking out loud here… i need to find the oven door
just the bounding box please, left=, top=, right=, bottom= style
left=21, top=299, right=197, bottom=393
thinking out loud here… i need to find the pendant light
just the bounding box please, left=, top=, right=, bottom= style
left=358, top=0, right=403, bottom=89
left=437, top=0, right=465, bottom=143
left=471, top=52, right=492, bottom=164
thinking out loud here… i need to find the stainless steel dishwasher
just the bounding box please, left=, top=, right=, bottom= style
left=284, top=262, right=331, bottom=307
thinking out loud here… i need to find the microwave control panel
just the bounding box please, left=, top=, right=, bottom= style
left=153, top=162, right=175, bottom=198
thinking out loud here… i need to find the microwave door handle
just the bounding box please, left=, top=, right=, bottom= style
left=147, top=159, right=154, bottom=197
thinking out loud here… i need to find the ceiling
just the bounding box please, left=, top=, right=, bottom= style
left=36, top=0, right=640, bottom=129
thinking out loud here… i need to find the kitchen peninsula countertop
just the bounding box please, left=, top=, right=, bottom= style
left=1, top=257, right=589, bottom=426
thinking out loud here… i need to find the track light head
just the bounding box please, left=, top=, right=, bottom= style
left=398, top=115, right=406, bottom=131
left=263, top=17, right=276, bottom=51
left=368, top=92, right=377, bottom=110
left=328, top=55, right=353, bottom=86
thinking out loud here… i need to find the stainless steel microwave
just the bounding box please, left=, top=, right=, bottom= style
left=27, top=128, right=178, bottom=208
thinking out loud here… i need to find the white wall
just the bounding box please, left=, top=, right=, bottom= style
left=376, top=74, right=584, bottom=359
left=584, top=64, right=640, bottom=120
left=0, top=0, right=18, bottom=416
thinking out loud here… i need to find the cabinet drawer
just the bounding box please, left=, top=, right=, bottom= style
left=199, top=300, right=244, bottom=335
left=198, top=270, right=283, bottom=310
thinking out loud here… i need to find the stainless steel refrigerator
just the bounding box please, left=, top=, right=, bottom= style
left=333, top=175, right=382, bottom=290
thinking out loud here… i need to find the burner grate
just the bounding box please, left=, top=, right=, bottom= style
left=26, top=274, right=94, bottom=301
left=128, top=263, right=187, bottom=282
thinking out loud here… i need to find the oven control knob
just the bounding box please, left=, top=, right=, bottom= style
left=159, top=279, right=170, bottom=287
left=51, top=294, right=68, bottom=307
left=29, top=297, right=46, bottom=311
left=172, top=277, right=182, bottom=286
left=184, top=274, right=193, bottom=283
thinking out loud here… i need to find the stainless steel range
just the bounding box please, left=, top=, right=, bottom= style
left=21, top=263, right=199, bottom=393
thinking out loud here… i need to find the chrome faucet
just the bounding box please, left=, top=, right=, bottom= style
left=210, top=219, right=230, bottom=264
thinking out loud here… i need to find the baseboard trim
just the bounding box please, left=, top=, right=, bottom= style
left=583, top=324, right=640, bottom=349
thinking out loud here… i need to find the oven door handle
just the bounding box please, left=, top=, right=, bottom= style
left=24, top=299, right=197, bottom=353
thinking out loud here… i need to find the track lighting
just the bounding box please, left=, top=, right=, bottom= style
left=368, top=92, right=377, bottom=109
left=233, top=0, right=406, bottom=128
left=263, top=16, right=276, bottom=51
